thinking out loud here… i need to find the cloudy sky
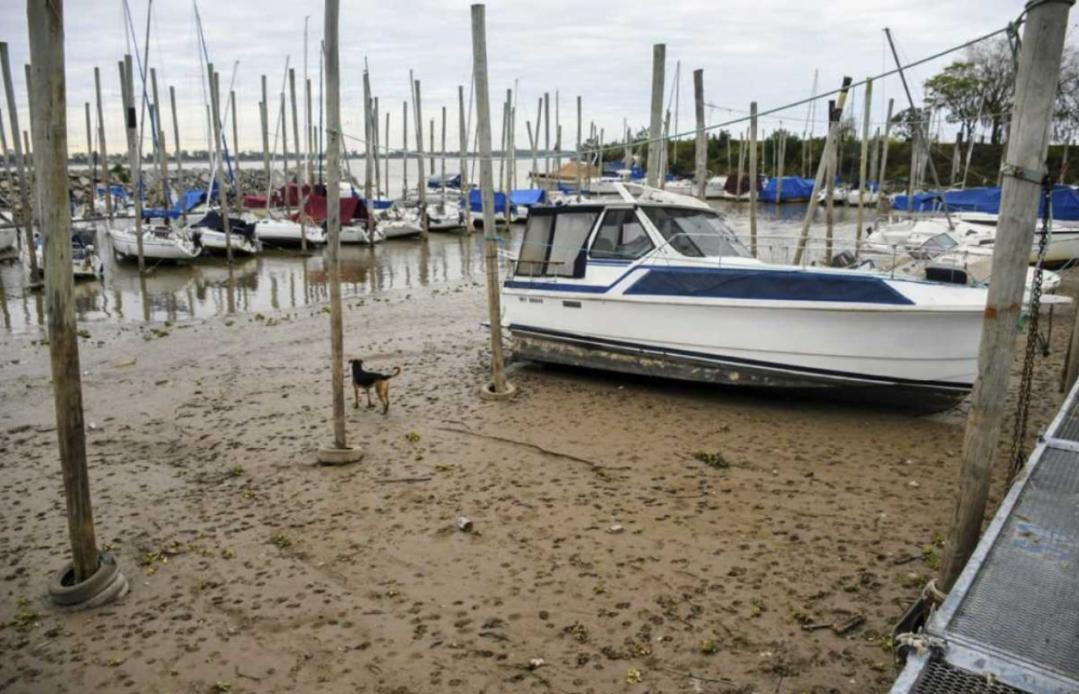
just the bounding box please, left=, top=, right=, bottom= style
left=0, top=0, right=1068, bottom=158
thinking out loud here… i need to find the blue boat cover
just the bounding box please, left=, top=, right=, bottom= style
left=510, top=189, right=546, bottom=206
left=142, top=184, right=215, bottom=220
left=759, top=176, right=815, bottom=202
left=891, top=185, right=1079, bottom=220
left=601, top=163, right=644, bottom=179
left=466, top=189, right=511, bottom=212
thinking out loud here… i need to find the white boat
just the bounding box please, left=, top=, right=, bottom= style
left=340, top=223, right=384, bottom=244
left=500, top=184, right=990, bottom=411
left=187, top=211, right=262, bottom=255
left=378, top=205, right=424, bottom=240
left=870, top=216, right=1079, bottom=265
left=32, top=228, right=104, bottom=280
left=664, top=176, right=729, bottom=199
left=107, top=222, right=201, bottom=262
left=0, top=226, right=15, bottom=254
left=427, top=199, right=464, bottom=231
left=254, top=217, right=326, bottom=247
left=843, top=188, right=880, bottom=206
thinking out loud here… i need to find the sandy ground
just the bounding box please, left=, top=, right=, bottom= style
left=0, top=268, right=1073, bottom=694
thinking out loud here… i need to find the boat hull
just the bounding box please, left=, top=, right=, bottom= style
left=254, top=219, right=326, bottom=246
left=107, top=226, right=201, bottom=261
left=195, top=228, right=261, bottom=255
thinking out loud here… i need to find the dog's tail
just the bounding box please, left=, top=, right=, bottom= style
left=386, top=366, right=402, bottom=379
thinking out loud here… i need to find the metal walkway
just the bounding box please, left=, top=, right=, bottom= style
left=891, top=382, right=1079, bottom=694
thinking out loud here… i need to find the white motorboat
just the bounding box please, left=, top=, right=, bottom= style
left=378, top=205, right=424, bottom=240
left=844, top=188, right=880, bottom=206
left=33, top=228, right=104, bottom=280
left=500, top=184, right=990, bottom=411
left=107, top=222, right=201, bottom=262
left=254, top=217, right=326, bottom=247
left=427, top=201, right=464, bottom=231
left=664, top=176, right=729, bottom=199
left=188, top=211, right=262, bottom=255
left=870, top=216, right=1079, bottom=265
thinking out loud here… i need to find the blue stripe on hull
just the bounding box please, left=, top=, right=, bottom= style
left=505, top=266, right=913, bottom=305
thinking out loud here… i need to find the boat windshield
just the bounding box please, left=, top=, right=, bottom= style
left=641, top=207, right=750, bottom=258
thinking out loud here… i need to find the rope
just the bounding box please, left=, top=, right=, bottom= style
left=1008, top=176, right=1053, bottom=483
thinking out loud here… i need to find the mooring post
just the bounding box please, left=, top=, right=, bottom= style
left=793, top=77, right=851, bottom=266
left=260, top=75, right=270, bottom=217
left=939, top=0, right=1074, bottom=592
left=402, top=100, right=409, bottom=199
left=412, top=76, right=428, bottom=239
left=575, top=95, right=582, bottom=200
left=373, top=97, right=382, bottom=209
left=28, top=0, right=129, bottom=605
left=856, top=78, right=872, bottom=245
left=736, top=131, right=745, bottom=198
left=119, top=56, right=145, bottom=273
left=694, top=69, right=706, bottom=200
left=471, top=3, right=513, bottom=399
left=150, top=69, right=172, bottom=218
left=1, top=43, right=37, bottom=276
left=440, top=105, right=447, bottom=210
left=280, top=94, right=290, bottom=218
left=646, top=44, right=666, bottom=188
left=362, top=68, right=374, bottom=240
left=384, top=108, right=391, bottom=201
left=289, top=69, right=306, bottom=250
left=776, top=131, right=787, bottom=204
left=749, top=102, right=758, bottom=256
left=169, top=85, right=184, bottom=224
left=877, top=97, right=894, bottom=216
left=824, top=101, right=837, bottom=262
left=208, top=67, right=234, bottom=262
left=94, top=68, right=112, bottom=221
left=458, top=85, right=472, bottom=231
left=230, top=89, right=240, bottom=179
left=316, top=0, right=360, bottom=465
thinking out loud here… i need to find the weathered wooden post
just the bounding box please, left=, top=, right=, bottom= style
left=412, top=76, right=429, bottom=239
left=793, top=77, right=851, bottom=266
left=940, top=0, right=1073, bottom=592
left=280, top=93, right=291, bottom=217
left=94, top=67, right=112, bottom=221
left=149, top=69, right=172, bottom=217
left=575, top=95, right=582, bottom=199
left=384, top=109, right=391, bottom=200
left=776, top=131, right=787, bottom=203
left=543, top=92, right=551, bottom=179
left=440, top=105, right=448, bottom=212
left=694, top=68, right=706, bottom=200
left=824, top=101, right=837, bottom=262
left=168, top=85, right=184, bottom=224
left=459, top=84, right=473, bottom=231
left=260, top=75, right=270, bottom=214
left=402, top=100, right=409, bottom=198
left=855, top=78, right=872, bottom=244
left=207, top=66, right=234, bottom=262
left=646, top=44, right=665, bottom=187
left=471, top=3, right=513, bottom=399
left=289, top=68, right=306, bottom=250
left=28, top=0, right=128, bottom=607
left=84, top=102, right=94, bottom=214
left=362, top=69, right=374, bottom=241
left=748, top=102, right=758, bottom=256
left=877, top=97, right=894, bottom=215
left=1, top=42, right=37, bottom=275
left=317, top=0, right=361, bottom=465
left=119, top=56, right=145, bottom=272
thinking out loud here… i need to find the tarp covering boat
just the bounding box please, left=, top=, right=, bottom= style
left=510, top=189, right=546, bottom=206
left=891, top=185, right=1079, bottom=220
left=192, top=210, right=257, bottom=239
left=759, top=176, right=815, bottom=202
left=290, top=194, right=369, bottom=224
left=466, top=189, right=508, bottom=213
left=142, top=185, right=214, bottom=219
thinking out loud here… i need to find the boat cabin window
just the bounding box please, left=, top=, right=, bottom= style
left=515, top=210, right=601, bottom=278
left=641, top=207, right=750, bottom=258
left=590, top=209, right=653, bottom=260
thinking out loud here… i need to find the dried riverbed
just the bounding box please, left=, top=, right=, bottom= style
left=0, top=263, right=1072, bottom=693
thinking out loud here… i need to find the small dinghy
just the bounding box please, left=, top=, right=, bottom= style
left=33, top=227, right=104, bottom=280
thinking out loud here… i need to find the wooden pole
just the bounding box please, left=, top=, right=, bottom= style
left=412, top=76, right=428, bottom=239
left=373, top=97, right=382, bottom=204
left=120, top=56, right=145, bottom=273
left=646, top=44, right=665, bottom=187
left=458, top=84, right=472, bottom=231
left=877, top=97, right=894, bottom=213
left=940, top=0, right=1072, bottom=591
left=825, top=103, right=837, bottom=262
left=208, top=66, right=233, bottom=262
left=471, top=3, right=510, bottom=396
left=793, top=77, right=851, bottom=266
left=28, top=0, right=100, bottom=583
left=776, top=131, right=787, bottom=204
left=736, top=131, right=745, bottom=197
left=84, top=102, right=94, bottom=214
left=169, top=85, right=184, bottom=223
left=384, top=108, right=390, bottom=199
left=402, top=100, right=408, bottom=198
left=440, top=104, right=447, bottom=207
left=362, top=68, right=373, bottom=213
left=575, top=95, right=582, bottom=199
left=260, top=75, right=270, bottom=214
left=659, top=110, right=670, bottom=189
left=230, top=89, right=240, bottom=177
left=748, top=105, right=758, bottom=256
left=693, top=69, right=706, bottom=200
left=289, top=68, right=304, bottom=248
left=321, top=0, right=352, bottom=457
left=1, top=42, right=37, bottom=275
left=543, top=92, right=550, bottom=179
left=306, top=77, right=313, bottom=186
left=855, top=78, right=872, bottom=244
left=95, top=67, right=112, bottom=220
left=280, top=93, right=290, bottom=217
left=150, top=69, right=172, bottom=216
left=429, top=117, right=436, bottom=191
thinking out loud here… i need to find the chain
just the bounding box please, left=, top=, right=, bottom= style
left=1008, top=177, right=1052, bottom=483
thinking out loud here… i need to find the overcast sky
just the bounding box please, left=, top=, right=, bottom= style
left=0, top=0, right=1068, bottom=158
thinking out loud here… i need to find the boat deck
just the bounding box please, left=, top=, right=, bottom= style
left=890, top=381, right=1079, bottom=693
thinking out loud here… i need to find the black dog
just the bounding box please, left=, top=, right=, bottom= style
left=348, top=359, right=401, bottom=414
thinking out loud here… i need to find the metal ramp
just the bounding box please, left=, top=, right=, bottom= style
left=891, top=382, right=1079, bottom=694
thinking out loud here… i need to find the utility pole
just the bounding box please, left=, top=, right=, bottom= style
left=317, top=0, right=361, bottom=465
left=693, top=68, right=706, bottom=200
left=646, top=44, right=665, bottom=187
left=29, top=0, right=128, bottom=606
left=939, top=0, right=1073, bottom=592
left=471, top=3, right=513, bottom=399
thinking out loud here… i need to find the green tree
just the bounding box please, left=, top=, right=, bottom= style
left=924, top=61, right=983, bottom=143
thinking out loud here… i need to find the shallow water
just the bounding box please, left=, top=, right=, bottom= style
left=0, top=197, right=862, bottom=334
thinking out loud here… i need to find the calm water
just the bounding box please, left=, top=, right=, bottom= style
left=0, top=173, right=863, bottom=334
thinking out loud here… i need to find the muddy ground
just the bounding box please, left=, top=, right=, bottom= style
left=0, top=269, right=1072, bottom=693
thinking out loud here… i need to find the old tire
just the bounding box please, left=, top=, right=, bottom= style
left=48, top=552, right=118, bottom=606
left=478, top=381, right=517, bottom=401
